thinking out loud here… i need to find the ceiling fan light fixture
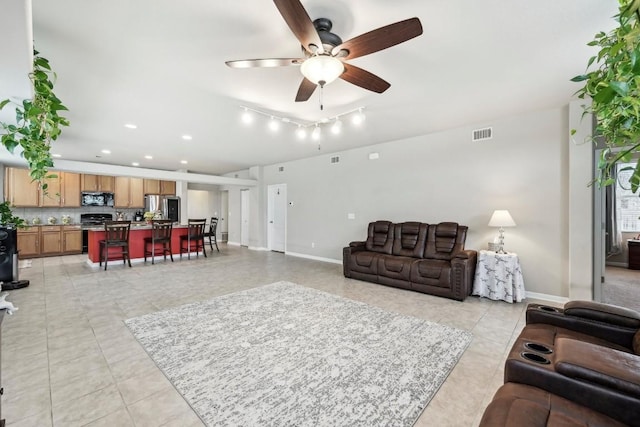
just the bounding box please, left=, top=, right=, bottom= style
left=300, top=55, right=344, bottom=86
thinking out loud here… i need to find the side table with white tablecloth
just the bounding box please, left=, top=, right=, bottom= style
left=472, top=250, right=525, bottom=303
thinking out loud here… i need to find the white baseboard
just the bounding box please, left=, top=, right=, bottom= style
left=249, top=246, right=269, bottom=251
left=525, top=291, right=570, bottom=304
left=285, top=251, right=342, bottom=265
left=605, top=261, right=627, bottom=268
left=227, top=241, right=241, bottom=246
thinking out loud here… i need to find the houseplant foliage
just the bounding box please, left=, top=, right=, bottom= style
left=0, top=49, right=69, bottom=192
left=0, top=201, right=26, bottom=229
left=572, top=0, right=640, bottom=191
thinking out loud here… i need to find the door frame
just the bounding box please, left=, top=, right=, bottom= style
left=267, top=184, right=287, bottom=252
left=240, top=189, right=250, bottom=247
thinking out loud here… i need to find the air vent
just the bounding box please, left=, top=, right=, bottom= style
left=472, top=127, right=493, bottom=141
left=330, top=156, right=340, bottom=164
left=278, top=166, right=284, bottom=172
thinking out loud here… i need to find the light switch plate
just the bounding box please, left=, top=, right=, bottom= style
left=348, top=213, right=355, bottom=219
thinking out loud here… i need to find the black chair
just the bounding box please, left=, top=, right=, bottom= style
left=99, top=221, right=131, bottom=270
left=204, top=217, right=220, bottom=252
left=180, top=219, right=207, bottom=260
left=143, top=220, right=173, bottom=264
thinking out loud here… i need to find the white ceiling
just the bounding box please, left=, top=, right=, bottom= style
left=1, top=0, right=619, bottom=176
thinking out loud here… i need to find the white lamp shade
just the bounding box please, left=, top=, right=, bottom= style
left=300, top=55, right=344, bottom=85
left=488, top=210, right=516, bottom=227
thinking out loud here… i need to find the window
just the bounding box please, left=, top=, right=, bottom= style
left=616, top=162, right=640, bottom=232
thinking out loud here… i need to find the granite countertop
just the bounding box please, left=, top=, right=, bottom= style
left=85, top=222, right=186, bottom=231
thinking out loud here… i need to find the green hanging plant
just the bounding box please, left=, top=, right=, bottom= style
left=0, top=49, right=69, bottom=192
left=571, top=0, right=640, bottom=191
left=0, top=201, right=26, bottom=229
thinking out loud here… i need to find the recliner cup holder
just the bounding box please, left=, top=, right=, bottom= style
left=524, top=342, right=553, bottom=354
left=538, top=305, right=560, bottom=313
left=520, top=352, right=550, bottom=364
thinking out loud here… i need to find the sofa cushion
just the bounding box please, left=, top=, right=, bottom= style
left=365, top=220, right=394, bottom=254
left=410, top=258, right=451, bottom=288
left=392, top=222, right=427, bottom=258
left=378, top=254, right=413, bottom=281
left=424, top=222, right=467, bottom=261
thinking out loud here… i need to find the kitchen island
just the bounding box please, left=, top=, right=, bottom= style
left=86, top=223, right=198, bottom=266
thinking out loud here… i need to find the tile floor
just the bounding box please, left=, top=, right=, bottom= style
left=2, top=245, right=548, bottom=426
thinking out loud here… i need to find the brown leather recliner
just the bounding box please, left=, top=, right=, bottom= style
left=343, top=220, right=477, bottom=301
left=501, top=301, right=640, bottom=426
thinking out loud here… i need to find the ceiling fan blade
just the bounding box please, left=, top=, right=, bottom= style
left=295, top=77, right=317, bottom=102
left=331, top=17, right=423, bottom=60
left=273, top=0, right=324, bottom=54
left=340, top=64, right=390, bottom=93
left=225, top=58, right=304, bottom=68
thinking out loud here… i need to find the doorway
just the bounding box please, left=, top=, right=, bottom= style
left=240, top=189, right=250, bottom=247
left=220, top=190, right=229, bottom=242
left=267, top=184, right=286, bottom=252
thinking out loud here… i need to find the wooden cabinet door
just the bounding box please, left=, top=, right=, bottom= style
left=62, top=227, right=82, bottom=253
left=40, top=172, right=62, bottom=207
left=61, top=172, right=81, bottom=207
left=6, top=168, right=39, bottom=207
left=114, top=176, right=131, bottom=208
left=17, top=228, right=40, bottom=258
left=81, top=174, right=99, bottom=191
left=160, top=180, right=176, bottom=195
left=143, top=179, right=160, bottom=195
left=99, top=175, right=115, bottom=192
left=130, top=178, right=145, bottom=208
left=40, top=226, right=62, bottom=255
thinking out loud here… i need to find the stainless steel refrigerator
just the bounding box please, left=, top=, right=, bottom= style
left=144, top=195, right=180, bottom=222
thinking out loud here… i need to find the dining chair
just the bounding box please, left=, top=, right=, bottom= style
left=143, top=220, right=174, bottom=264
left=99, top=220, right=131, bottom=270
left=180, top=218, right=207, bottom=260
left=204, top=217, right=220, bottom=252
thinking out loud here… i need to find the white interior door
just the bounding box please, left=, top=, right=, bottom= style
left=240, top=189, right=249, bottom=247
left=268, top=184, right=286, bottom=252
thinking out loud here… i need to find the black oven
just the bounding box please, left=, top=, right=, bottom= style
left=80, top=213, right=113, bottom=253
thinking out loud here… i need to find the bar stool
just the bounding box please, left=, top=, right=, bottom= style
left=143, top=220, right=173, bottom=264
left=180, top=219, right=207, bottom=260
left=99, top=221, right=131, bottom=270
left=204, top=217, right=220, bottom=252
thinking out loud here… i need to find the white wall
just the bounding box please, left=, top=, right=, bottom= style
left=186, top=189, right=218, bottom=221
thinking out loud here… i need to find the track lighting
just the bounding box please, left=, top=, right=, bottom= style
left=295, top=126, right=307, bottom=140
left=241, top=108, right=253, bottom=125
left=311, top=125, right=321, bottom=141
left=352, top=108, right=366, bottom=126
left=268, top=116, right=280, bottom=132
left=331, top=118, right=342, bottom=135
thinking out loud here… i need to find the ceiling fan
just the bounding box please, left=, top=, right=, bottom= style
left=225, top=0, right=423, bottom=105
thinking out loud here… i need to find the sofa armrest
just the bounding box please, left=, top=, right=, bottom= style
left=454, top=249, right=477, bottom=260
left=450, top=250, right=477, bottom=301
left=564, top=300, right=640, bottom=329
left=555, top=337, right=640, bottom=398
left=349, top=241, right=366, bottom=250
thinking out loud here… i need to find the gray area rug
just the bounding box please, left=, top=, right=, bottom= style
left=125, top=281, right=472, bottom=426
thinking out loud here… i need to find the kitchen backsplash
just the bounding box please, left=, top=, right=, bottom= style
left=15, top=207, right=141, bottom=225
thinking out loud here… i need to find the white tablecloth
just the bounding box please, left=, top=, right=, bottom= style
left=472, top=250, right=525, bottom=303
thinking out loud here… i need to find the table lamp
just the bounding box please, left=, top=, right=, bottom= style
left=488, top=210, right=516, bottom=254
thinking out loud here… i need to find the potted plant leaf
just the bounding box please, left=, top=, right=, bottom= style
left=0, top=201, right=26, bottom=229
left=572, top=0, right=640, bottom=191
left=0, top=49, right=69, bottom=193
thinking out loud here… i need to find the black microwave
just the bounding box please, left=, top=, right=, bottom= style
left=81, top=192, right=114, bottom=207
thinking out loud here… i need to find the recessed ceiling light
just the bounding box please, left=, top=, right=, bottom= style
left=101, top=149, right=111, bottom=154
left=180, top=160, right=188, bottom=164
left=132, top=162, right=140, bottom=166
left=124, top=123, right=137, bottom=129
left=52, top=153, right=62, bottom=158
left=182, top=135, right=192, bottom=140
left=144, top=155, right=153, bottom=159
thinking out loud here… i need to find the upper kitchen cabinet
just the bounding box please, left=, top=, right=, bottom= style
left=5, top=167, right=40, bottom=207
left=40, top=172, right=81, bottom=207
left=114, top=177, right=144, bottom=208
left=81, top=174, right=115, bottom=192
left=143, top=179, right=175, bottom=196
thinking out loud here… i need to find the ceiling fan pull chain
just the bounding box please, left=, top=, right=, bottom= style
left=319, top=81, right=324, bottom=110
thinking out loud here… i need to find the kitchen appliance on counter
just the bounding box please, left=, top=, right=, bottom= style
left=80, top=213, right=113, bottom=253
left=134, top=211, right=143, bottom=222
left=81, top=192, right=114, bottom=207
left=144, top=195, right=180, bottom=223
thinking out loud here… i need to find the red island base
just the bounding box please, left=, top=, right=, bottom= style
left=86, top=225, right=199, bottom=266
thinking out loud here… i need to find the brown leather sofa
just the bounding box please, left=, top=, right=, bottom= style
left=343, top=220, right=477, bottom=301
left=480, top=301, right=640, bottom=427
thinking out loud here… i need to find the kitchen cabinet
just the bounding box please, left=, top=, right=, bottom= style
left=115, top=177, right=144, bottom=208
left=5, top=168, right=81, bottom=208
left=40, top=226, right=62, bottom=255
left=62, top=226, right=82, bottom=253
left=143, top=179, right=175, bottom=195
left=40, top=172, right=81, bottom=207
left=4, top=168, right=40, bottom=207
left=81, top=174, right=115, bottom=192
left=17, top=227, right=39, bottom=258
